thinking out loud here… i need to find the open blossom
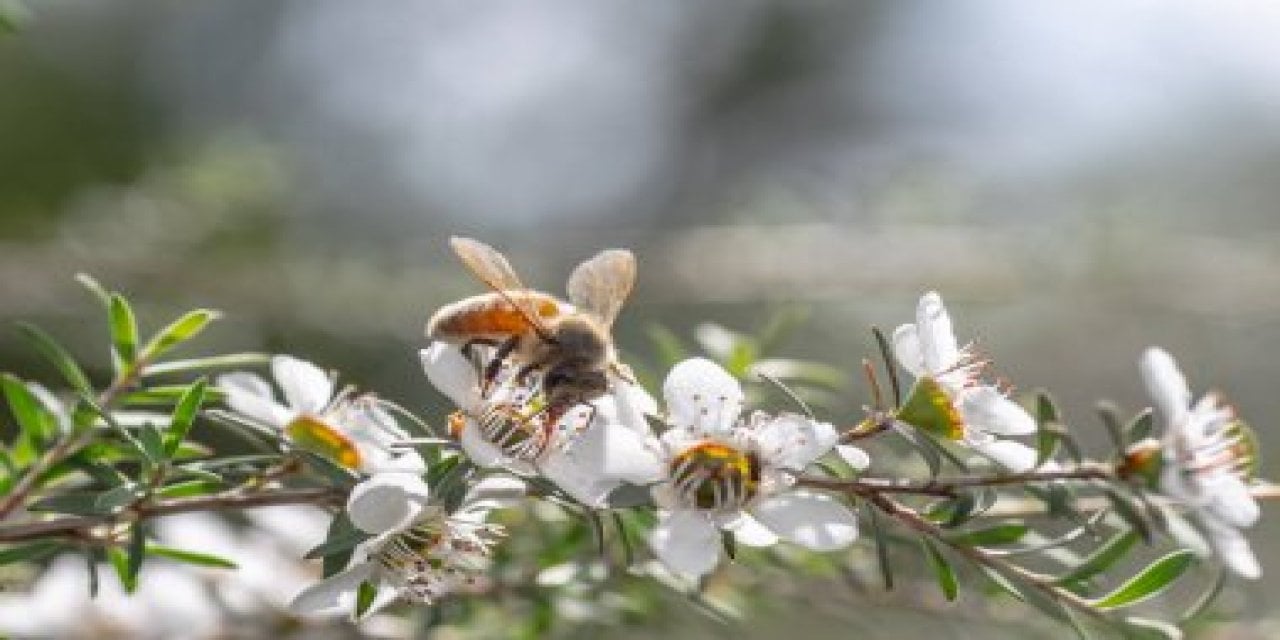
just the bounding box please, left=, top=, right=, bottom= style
left=420, top=342, right=661, bottom=507
left=892, top=291, right=1037, bottom=472
left=1141, top=347, right=1261, bottom=579
left=290, top=473, right=524, bottom=617
left=217, top=355, right=424, bottom=474
left=648, top=358, right=864, bottom=578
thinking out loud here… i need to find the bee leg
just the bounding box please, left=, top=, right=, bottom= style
left=460, top=337, right=500, bottom=367
left=481, top=335, right=522, bottom=396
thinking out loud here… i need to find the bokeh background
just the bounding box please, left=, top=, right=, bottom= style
left=3, top=0, right=1280, bottom=637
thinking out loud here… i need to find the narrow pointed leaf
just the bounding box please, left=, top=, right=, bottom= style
left=139, top=309, right=221, bottom=362
left=16, top=322, right=92, bottom=395
left=163, top=379, right=207, bottom=458
left=920, top=538, right=958, bottom=601
left=142, top=353, right=269, bottom=378
left=108, top=294, right=139, bottom=369
left=1089, top=550, right=1196, bottom=609
left=2, top=374, right=59, bottom=442
left=0, top=541, right=61, bottom=565
left=146, top=544, right=237, bottom=569
left=1055, top=529, right=1139, bottom=586
left=949, top=523, right=1029, bottom=546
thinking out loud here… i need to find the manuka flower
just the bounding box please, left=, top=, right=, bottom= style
left=290, top=473, right=523, bottom=617
left=420, top=342, right=662, bottom=507
left=647, top=358, right=863, bottom=579
left=217, top=355, right=424, bottom=474
left=891, top=291, right=1037, bottom=472
left=1141, top=347, right=1261, bottom=579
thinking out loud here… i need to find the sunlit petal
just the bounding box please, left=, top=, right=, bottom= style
left=648, top=509, right=721, bottom=578
left=662, top=358, right=744, bottom=435
left=272, top=355, right=334, bottom=414
left=751, top=490, right=858, bottom=551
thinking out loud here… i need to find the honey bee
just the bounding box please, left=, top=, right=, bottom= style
left=427, top=236, right=636, bottom=423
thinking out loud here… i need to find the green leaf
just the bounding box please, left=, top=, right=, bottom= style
left=164, top=379, right=207, bottom=458
left=107, top=528, right=147, bottom=595
left=75, top=273, right=112, bottom=307
left=142, top=352, right=269, bottom=378
left=1089, top=550, right=1196, bottom=609
left=1121, top=617, right=1184, bottom=640
left=979, top=565, right=1025, bottom=602
left=1105, top=490, right=1154, bottom=544
left=120, top=385, right=226, bottom=407
left=86, top=547, right=101, bottom=597
left=94, top=483, right=142, bottom=513
left=16, top=322, right=93, bottom=395
left=949, top=523, right=1029, bottom=546
left=871, top=325, right=903, bottom=408
left=311, top=512, right=369, bottom=578
left=138, top=423, right=166, bottom=467
left=868, top=507, right=894, bottom=590
left=146, top=544, right=237, bottom=569
left=30, top=491, right=115, bottom=516
left=1095, top=401, right=1126, bottom=456
left=1126, top=409, right=1154, bottom=444
left=154, top=478, right=224, bottom=499
left=2, top=374, right=60, bottom=443
left=1180, top=567, right=1226, bottom=624
left=139, top=309, right=221, bottom=362
left=1055, top=529, right=1139, bottom=586
left=920, top=538, right=958, bottom=601
left=0, top=541, right=61, bottom=565
left=108, top=294, right=139, bottom=370
left=356, top=580, right=378, bottom=618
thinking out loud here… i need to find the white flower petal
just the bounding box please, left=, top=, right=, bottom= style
left=459, top=418, right=509, bottom=469
left=1140, top=348, right=1192, bottom=427
left=288, top=562, right=375, bottom=616
left=272, top=355, right=334, bottom=414
left=751, top=490, right=858, bottom=551
left=971, top=439, right=1037, bottom=473
left=916, top=291, right=960, bottom=374
left=662, top=358, right=744, bottom=436
left=720, top=512, right=779, bottom=548
left=420, top=343, right=482, bottom=411
left=891, top=324, right=927, bottom=378
left=612, top=381, right=658, bottom=435
left=217, top=372, right=293, bottom=428
left=1203, top=518, right=1261, bottom=579
left=346, top=474, right=431, bottom=535
left=459, top=475, right=526, bottom=517
left=648, top=509, right=722, bottom=578
left=1203, top=476, right=1260, bottom=529
left=753, top=414, right=839, bottom=470
left=836, top=445, right=871, bottom=471
left=959, top=387, right=1037, bottom=436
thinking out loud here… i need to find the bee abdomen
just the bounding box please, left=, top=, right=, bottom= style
left=426, top=292, right=563, bottom=340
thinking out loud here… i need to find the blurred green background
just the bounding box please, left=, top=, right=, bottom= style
left=3, top=1, right=1280, bottom=637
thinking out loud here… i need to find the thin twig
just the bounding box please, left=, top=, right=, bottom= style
left=796, top=464, right=1116, bottom=498
left=863, top=491, right=1108, bottom=623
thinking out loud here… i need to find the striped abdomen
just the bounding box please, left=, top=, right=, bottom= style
left=426, top=290, right=565, bottom=341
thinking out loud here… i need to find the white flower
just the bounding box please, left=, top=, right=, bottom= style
left=420, top=342, right=662, bottom=507
left=290, top=473, right=523, bottom=617
left=217, top=355, right=424, bottom=474
left=647, top=358, right=863, bottom=578
left=1141, top=347, right=1261, bottom=579
left=892, top=291, right=1037, bottom=472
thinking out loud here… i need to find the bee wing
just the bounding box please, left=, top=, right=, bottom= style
left=450, top=236, right=554, bottom=339
left=565, top=248, right=636, bottom=329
